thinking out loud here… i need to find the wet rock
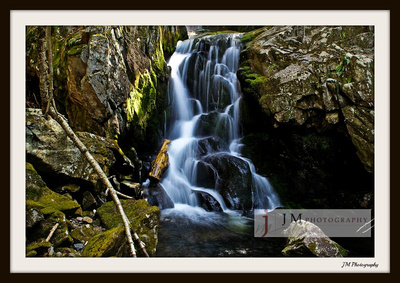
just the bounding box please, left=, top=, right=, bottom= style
left=197, top=136, right=229, bottom=156
left=120, top=180, right=142, bottom=198
left=33, top=210, right=73, bottom=248
left=195, top=191, right=223, bottom=212
left=57, top=184, right=81, bottom=194
left=282, top=220, right=348, bottom=257
left=341, top=105, right=374, bottom=173
left=203, top=153, right=252, bottom=210
left=194, top=112, right=220, bottom=137
left=195, top=112, right=234, bottom=143
left=54, top=247, right=81, bottom=257
left=73, top=243, right=85, bottom=251
left=142, top=184, right=174, bottom=210
left=194, top=160, right=218, bottom=188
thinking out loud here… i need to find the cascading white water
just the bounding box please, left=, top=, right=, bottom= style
left=160, top=33, right=281, bottom=214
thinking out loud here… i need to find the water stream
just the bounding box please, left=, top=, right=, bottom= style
left=153, top=33, right=283, bottom=256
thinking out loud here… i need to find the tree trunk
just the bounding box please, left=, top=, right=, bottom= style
left=44, top=26, right=55, bottom=116
left=36, top=27, right=49, bottom=113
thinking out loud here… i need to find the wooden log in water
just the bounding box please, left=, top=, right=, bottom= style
left=149, top=139, right=171, bottom=182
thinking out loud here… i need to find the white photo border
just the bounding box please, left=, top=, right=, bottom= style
left=11, top=10, right=390, bottom=273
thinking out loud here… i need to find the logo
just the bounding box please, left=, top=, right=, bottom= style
left=254, top=209, right=373, bottom=237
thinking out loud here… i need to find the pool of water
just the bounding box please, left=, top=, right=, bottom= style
left=154, top=205, right=287, bottom=257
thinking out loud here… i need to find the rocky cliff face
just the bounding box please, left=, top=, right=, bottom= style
left=27, top=26, right=187, bottom=153
left=238, top=26, right=374, bottom=208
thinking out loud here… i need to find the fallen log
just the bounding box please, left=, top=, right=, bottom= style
left=149, top=139, right=171, bottom=182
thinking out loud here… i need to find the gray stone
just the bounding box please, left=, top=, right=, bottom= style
left=282, top=220, right=348, bottom=257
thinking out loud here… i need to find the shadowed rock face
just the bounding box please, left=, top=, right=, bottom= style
left=239, top=26, right=374, bottom=173
left=238, top=26, right=374, bottom=209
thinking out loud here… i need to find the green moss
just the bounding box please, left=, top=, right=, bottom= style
left=26, top=162, right=82, bottom=216
left=67, top=44, right=86, bottom=56
left=238, top=64, right=267, bottom=98
left=152, top=29, right=166, bottom=72
left=126, top=70, right=158, bottom=129
left=161, top=26, right=188, bottom=59
left=70, top=224, right=100, bottom=243
left=246, top=73, right=267, bottom=88
left=26, top=239, right=52, bottom=256
left=302, top=133, right=331, bottom=151
left=81, top=226, right=127, bottom=257
left=97, top=199, right=159, bottom=230
left=240, top=27, right=264, bottom=45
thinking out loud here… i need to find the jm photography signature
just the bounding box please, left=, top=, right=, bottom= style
left=341, top=262, right=379, bottom=268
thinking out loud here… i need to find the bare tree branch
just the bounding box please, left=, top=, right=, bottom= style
left=45, top=223, right=59, bottom=242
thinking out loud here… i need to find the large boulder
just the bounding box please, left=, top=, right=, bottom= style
left=203, top=153, right=252, bottom=210
left=26, top=108, right=135, bottom=197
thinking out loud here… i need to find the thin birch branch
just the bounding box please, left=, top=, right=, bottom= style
left=48, top=106, right=138, bottom=257
left=131, top=228, right=149, bottom=257
left=45, top=223, right=59, bottom=242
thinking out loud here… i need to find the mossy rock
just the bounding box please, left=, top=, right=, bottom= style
left=26, top=163, right=82, bottom=216
left=96, top=199, right=160, bottom=256
left=26, top=239, right=52, bottom=257
left=81, top=226, right=129, bottom=257
left=70, top=223, right=102, bottom=243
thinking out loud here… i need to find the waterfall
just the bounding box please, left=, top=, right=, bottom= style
left=160, top=33, right=281, bottom=214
